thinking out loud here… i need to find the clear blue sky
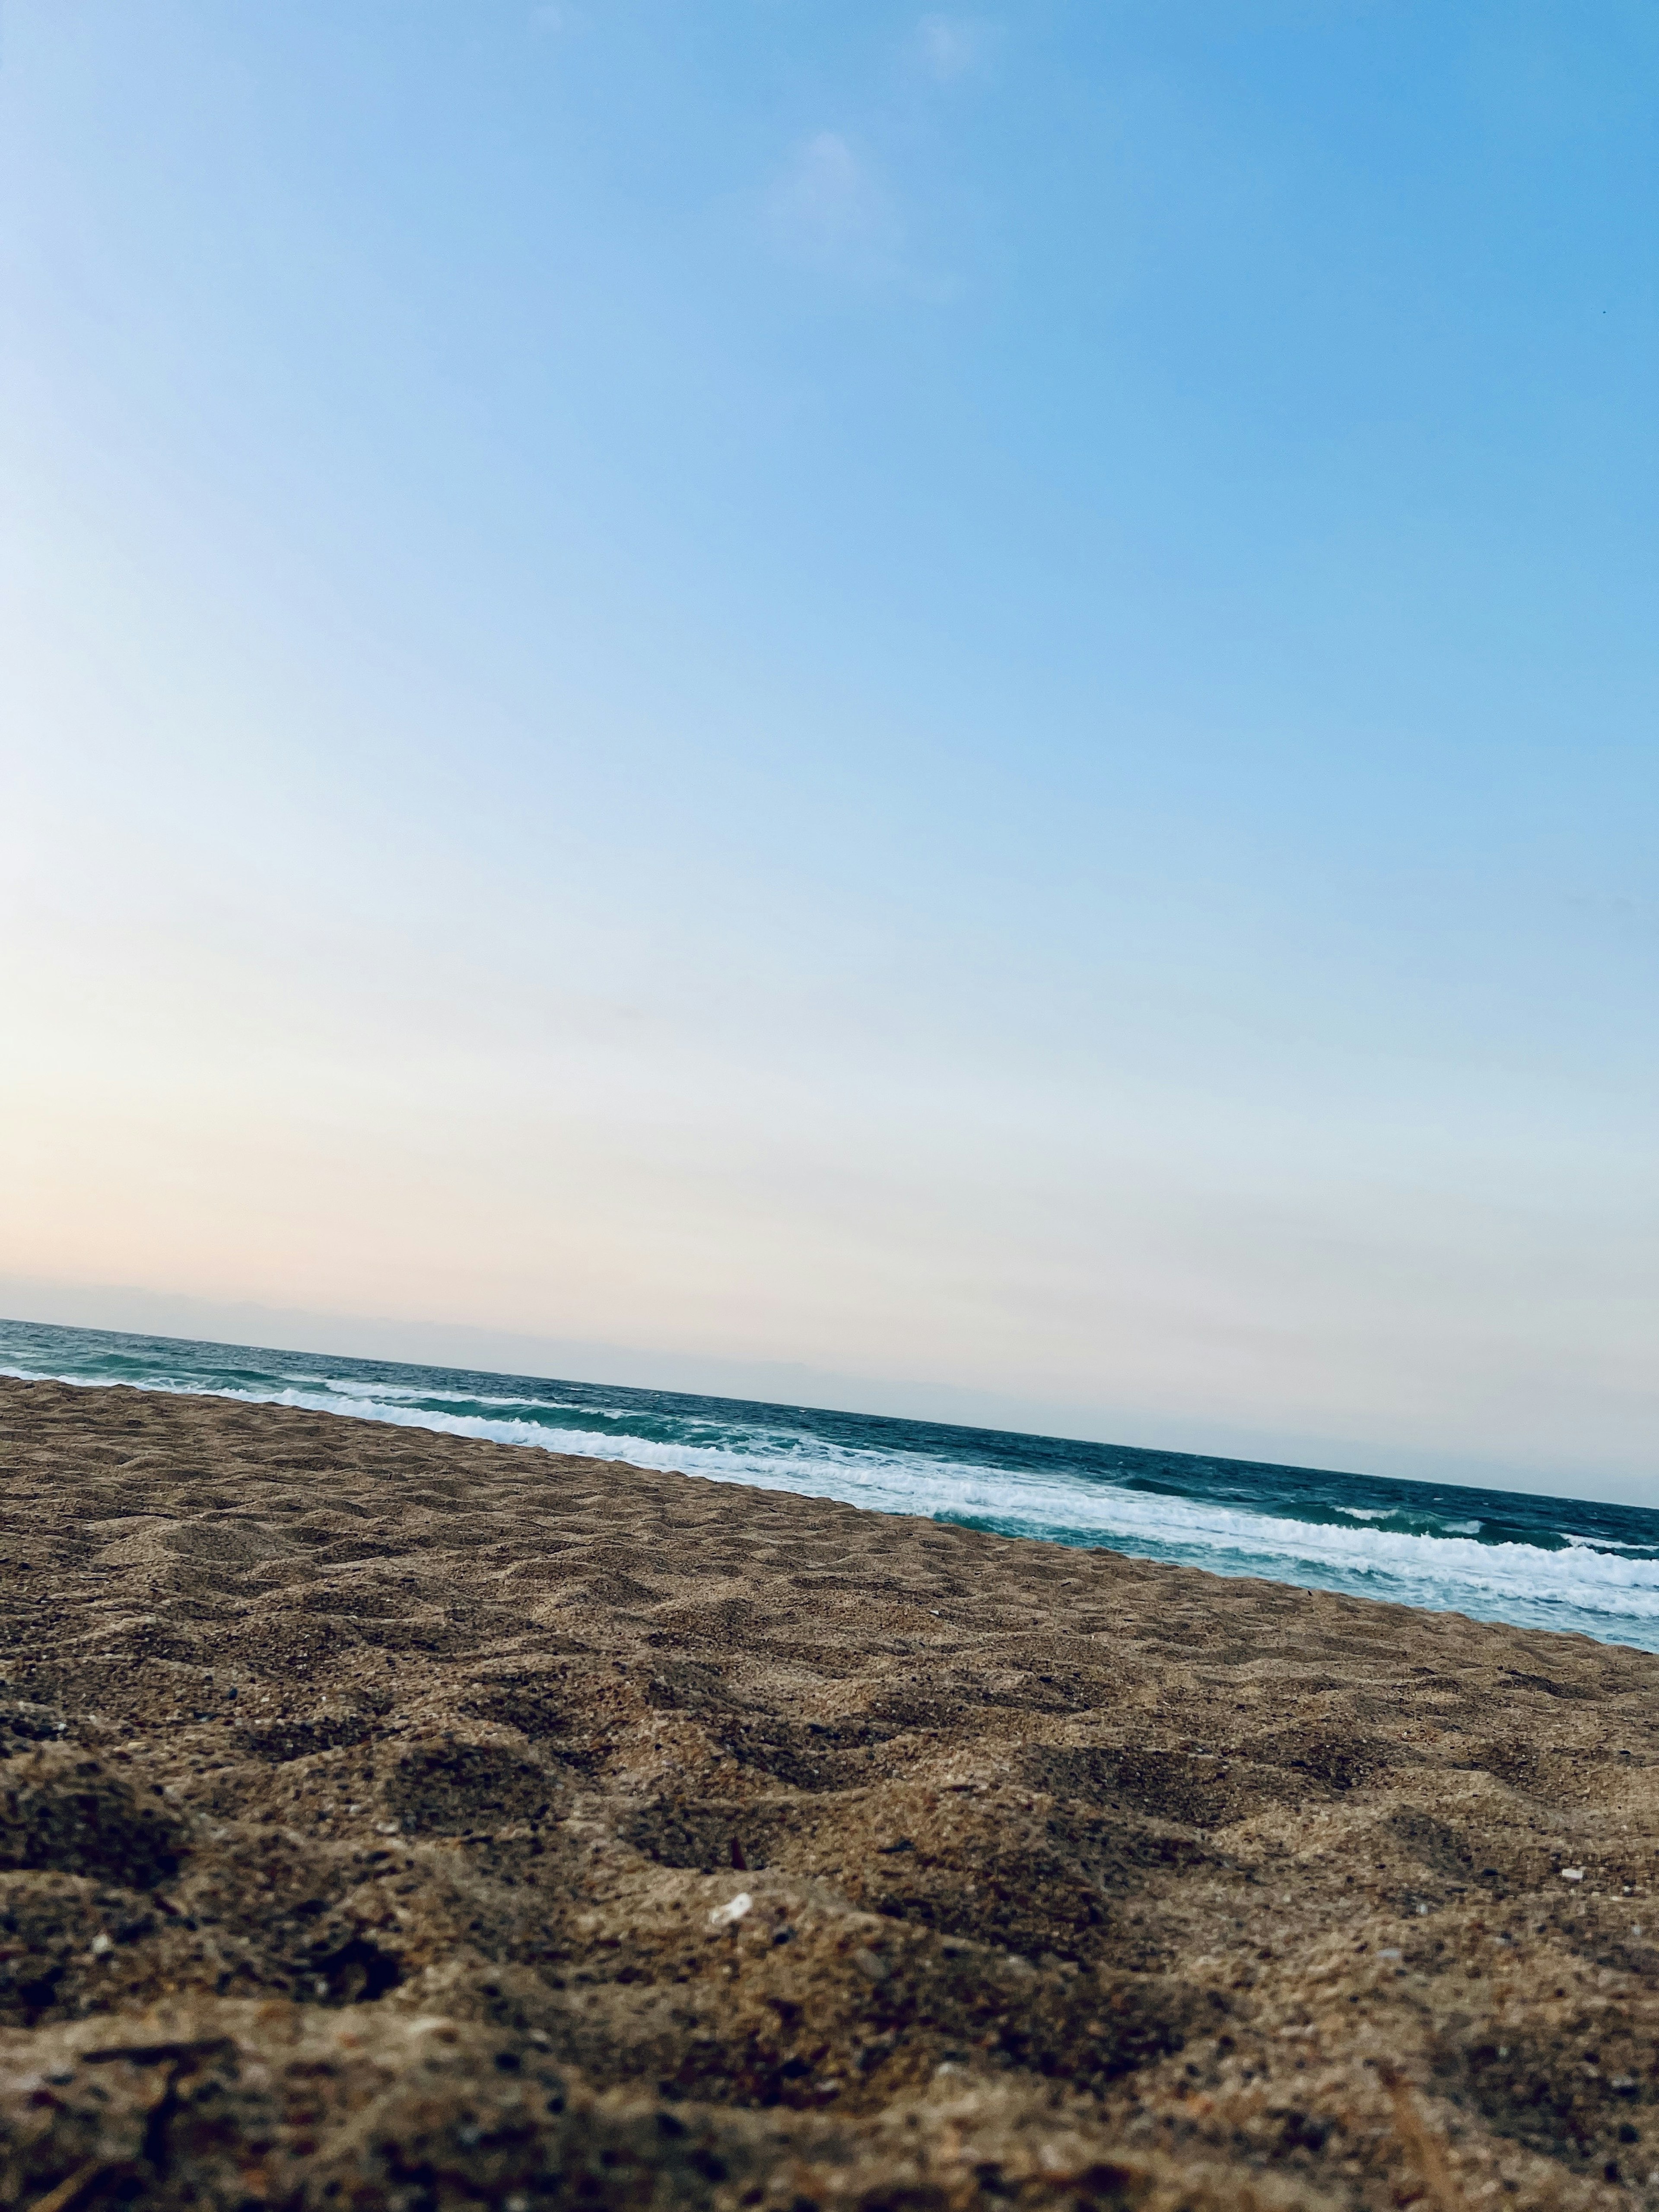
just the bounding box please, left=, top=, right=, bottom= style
left=3, top=3, right=1655, bottom=1498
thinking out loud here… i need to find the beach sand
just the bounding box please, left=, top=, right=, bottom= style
left=3, top=1377, right=1657, bottom=2211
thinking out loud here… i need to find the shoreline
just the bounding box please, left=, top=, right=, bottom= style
left=6, top=1335, right=1652, bottom=1657
left=3, top=1373, right=1657, bottom=2209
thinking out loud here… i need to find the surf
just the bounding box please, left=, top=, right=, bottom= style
left=5, top=1315, right=1656, bottom=1653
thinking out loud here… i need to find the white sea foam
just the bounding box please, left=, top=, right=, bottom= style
left=8, top=1354, right=1655, bottom=1647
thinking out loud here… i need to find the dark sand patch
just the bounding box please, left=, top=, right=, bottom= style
left=3, top=1376, right=1659, bottom=2209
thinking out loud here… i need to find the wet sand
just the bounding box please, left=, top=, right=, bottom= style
left=3, top=1374, right=1657, bottom=2211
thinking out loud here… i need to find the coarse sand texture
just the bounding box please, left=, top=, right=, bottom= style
left=3, top=1376, right=1658, bottom=2210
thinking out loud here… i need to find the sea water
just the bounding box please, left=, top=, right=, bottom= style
left=5, top=1316, right=1657, bottom=1652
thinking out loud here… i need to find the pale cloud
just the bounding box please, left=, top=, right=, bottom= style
left=766, top=131, right=904, bottom=280
left=529, top=3, right=581, bottom=33
left=915, top=13, right=995, bottom=84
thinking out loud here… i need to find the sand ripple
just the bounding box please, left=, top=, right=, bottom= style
left=3, top=1376, right=1659, bottom=2210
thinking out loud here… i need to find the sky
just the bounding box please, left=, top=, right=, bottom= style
left=2, top=1, right=1656, bottom=1502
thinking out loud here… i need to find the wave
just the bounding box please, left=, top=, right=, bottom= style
left=6, top=1323, right=1657, bottom=1651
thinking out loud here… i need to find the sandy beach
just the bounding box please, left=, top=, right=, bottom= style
left=3, top=1375, right=1656, bottom=2211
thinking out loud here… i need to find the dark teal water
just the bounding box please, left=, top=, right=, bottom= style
left=5, top=1316, right=1657, bottom=1649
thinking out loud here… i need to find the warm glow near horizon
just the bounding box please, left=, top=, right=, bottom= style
left=4, top=3, right=1656, bottom=1502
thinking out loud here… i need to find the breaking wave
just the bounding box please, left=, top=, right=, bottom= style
left=5, top=1317, right=1656, bottom=1650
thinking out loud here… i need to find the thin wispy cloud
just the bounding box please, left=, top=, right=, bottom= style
left=766, top=130, right=905, bottom=281
left=914, top=13, right=995, bottom=84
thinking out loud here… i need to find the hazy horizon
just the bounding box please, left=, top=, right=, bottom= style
left=5, top=5, right=1655, bottom=1508
left=3, top=1279, right=1650, bottom=1512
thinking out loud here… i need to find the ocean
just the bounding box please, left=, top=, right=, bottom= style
left=5, top=1315, right=1657, bottom=1652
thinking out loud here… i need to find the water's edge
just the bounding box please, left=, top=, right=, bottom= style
left=5, top=1316, right=1657, bottom=1652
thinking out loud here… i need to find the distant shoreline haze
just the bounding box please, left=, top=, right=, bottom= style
left=7, top=1312, right=1659, bottom=1637
left=0, top=1276, right=1640, bottom=1506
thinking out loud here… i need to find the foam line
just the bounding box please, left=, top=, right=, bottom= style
left=5, top=1327, right=1656, bottom=1652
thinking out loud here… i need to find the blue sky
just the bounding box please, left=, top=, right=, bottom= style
left=3, top=3, right=1655, bottom=1498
